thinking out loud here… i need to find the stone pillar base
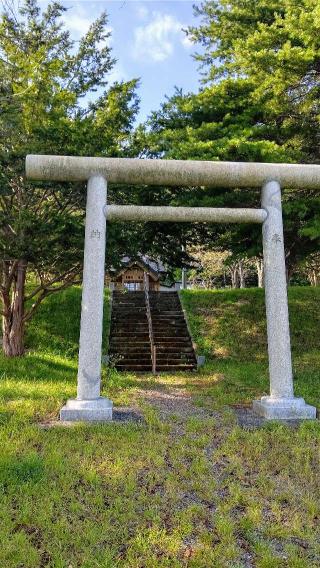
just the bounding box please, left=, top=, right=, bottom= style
left=60, top=397, right=113, bottom=422
left=253, top=396, right=316, bottom=420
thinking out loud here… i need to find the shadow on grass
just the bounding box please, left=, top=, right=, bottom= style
left=0, top=453, right=45, bottom=487
left=0, top=352, right=76, bottom=384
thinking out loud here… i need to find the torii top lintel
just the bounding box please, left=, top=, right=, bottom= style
left=26, top=155, right=320, bottom=189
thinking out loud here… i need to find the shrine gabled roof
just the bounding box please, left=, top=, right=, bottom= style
left=115, top=258, right=161, bottom=281
left=121, top=255, right=166, bottom=274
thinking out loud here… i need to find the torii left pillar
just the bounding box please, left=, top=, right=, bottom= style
left=60, top=175, right=113, bottom=421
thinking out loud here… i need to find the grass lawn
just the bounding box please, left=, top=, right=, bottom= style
left=0, top=286, right=320, bottom=568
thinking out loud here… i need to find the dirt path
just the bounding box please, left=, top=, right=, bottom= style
left=136, top=383, right=216, bottom=421
left=115, top=375, right=286, bottom=431
left=114, top=375, right=224, bottom=436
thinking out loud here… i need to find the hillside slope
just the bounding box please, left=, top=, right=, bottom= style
left=181, top=287, right=320, bottom=408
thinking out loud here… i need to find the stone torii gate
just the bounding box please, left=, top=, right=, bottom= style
left=26, top=155, right=319, bottom=422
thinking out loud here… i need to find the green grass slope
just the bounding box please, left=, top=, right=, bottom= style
left=0, top=286, right=319, bottom=567
left=181, top=287, right=320, bottom=409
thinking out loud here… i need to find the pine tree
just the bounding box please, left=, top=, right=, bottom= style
left=140, top=0, right=320, bottom=278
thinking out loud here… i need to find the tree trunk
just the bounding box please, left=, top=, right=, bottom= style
left=286, top=266, right=293, bottom=285
left=238, top=261, right=246, bottom=288
left=256, top=258, right=264, bottom=288
left=310, top=270, right=319, bottom=287
left=230, top=266, right=239, bottom=288
left=1, top=260, right=27, bottom=357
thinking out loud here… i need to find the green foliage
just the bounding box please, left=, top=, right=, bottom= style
left=190, top=0, right=320, bottom=145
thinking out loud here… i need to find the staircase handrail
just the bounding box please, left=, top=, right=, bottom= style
left=144, top=273, right=156, bottom=374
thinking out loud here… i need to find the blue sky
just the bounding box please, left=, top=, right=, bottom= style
left=55, top=0, right=202, bottom=123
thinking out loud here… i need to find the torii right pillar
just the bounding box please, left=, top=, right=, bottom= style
left=253, top=180, right=316, bottom=419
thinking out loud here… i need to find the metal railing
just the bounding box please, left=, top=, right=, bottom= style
left=144, top=273, right=156, bottom=374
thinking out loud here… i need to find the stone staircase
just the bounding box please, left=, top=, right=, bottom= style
left=149, top=291, right=197, bottom=372
left=108, top=291, right=152, bottom=372
left=108, top=291, right=197, bottom=372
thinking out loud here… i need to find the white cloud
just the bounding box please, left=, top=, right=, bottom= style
left=132, top=11, right=190, bottom=63
left=61, top=5, right=113, bottom=45
left=62, top=6, right=93, bottom=37
left=135, top=4, right=149, bottom=21
left=181, top=33, right=193, bottom=50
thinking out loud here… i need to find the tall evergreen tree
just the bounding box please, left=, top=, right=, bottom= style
left=141, top=0, right=320, bottom=274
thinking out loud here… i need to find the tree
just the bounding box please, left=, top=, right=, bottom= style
left=298, top=253, right=320, bottom=287
left=188, top=0, right=320, bottom=238
left=0, top=0, right=139, bottom=356
left=139, top=0, right=320, bottom=278
left=188, top=248, right=229, bottom=288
